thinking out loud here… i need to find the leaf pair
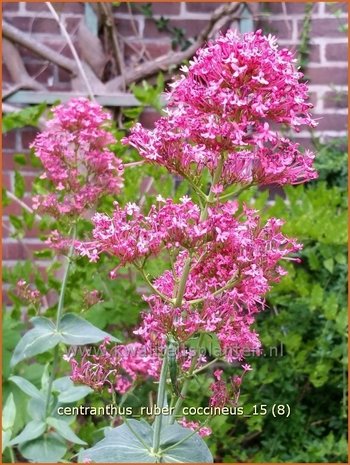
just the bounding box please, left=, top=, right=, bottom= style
left=79, top=419, right=213, bottom=463
left=11, top=313, right=119, bottom=366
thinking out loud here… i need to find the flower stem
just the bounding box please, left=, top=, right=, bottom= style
left=169, top=157, right=225, bottom=424
left=152, top=346, right=169, bottom=453
left=45, top=224, right=76, bottom=416
left=169, top=332, right=205, bottom=424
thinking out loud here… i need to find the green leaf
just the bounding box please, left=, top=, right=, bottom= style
left=11, top=317, right=60, bottom=367
left=14, top=171, right=25, bottom=198
left=2, top=103, right=46, bottom=133
left=2, top=430, right=12, bottom=453
left=9, top=215, right=23, bottom=230
left=47, top=417, right=87, bottom=445
left=9, top=420, right=46, bottom=446
left=53, top=377, right=92, bottom=404
left=27, top=397, right=46, bottom=421
left=323, top=258, right=334, bottom=273
left=9, top=376, right=43, bottom=401
left=19, top=433, right=67, bottom=463
left=57, top=386, right=93, bottom=404
left=160, top=423, right=213, bottom=462
left=14, top=153, right=27, bottom=165
left=79, top=420, right=213, bottom=463
left=79, top=419, right=155, bottom=463
left=2, top=393, right=16, bottom=431
left=59, top=313, right=120, bottom=345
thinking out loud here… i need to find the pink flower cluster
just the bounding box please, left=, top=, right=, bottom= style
left=67, top=339, right=160, bottom=394
left=16, top=279, right=41, bottom=306
left=78, top=197, right=300, bottom=363
left=124, top=30, right=317, bottom=188
left=134, top=205, right=300, bottom=361
left=178, top=418, right=212, bottom=438
left=31, top=98, right=124, bottom=217
left=68, top=30, right=317, bottom=410
left=210, top=365, right=252, bottom=408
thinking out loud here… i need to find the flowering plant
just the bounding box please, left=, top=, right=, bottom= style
left=9, top=30, right=317, bottom=463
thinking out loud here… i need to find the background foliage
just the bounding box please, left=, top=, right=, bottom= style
left=2, top=83, right=348, bottom=463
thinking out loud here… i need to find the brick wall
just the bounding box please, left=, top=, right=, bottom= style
left=2, top=2, right=348, bottom=267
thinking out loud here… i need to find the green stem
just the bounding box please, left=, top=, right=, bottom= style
left=201, top=155, right=225, bottom=221
left=152, top=346, right=169, bottom=453
left=168, top=158, right=225, bottom=424
left=136, top=265, right=174, bottom=304
left=45, top=224, right=76, bottom=416
left=169, top=333, right=205, bottom=424
left=174, top=256, right=192, bottom=307
left=219, top=184, right=252, bottom=202
left=9, top=445, right=15, bottom=463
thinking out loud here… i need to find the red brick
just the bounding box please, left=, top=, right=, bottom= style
left=323, top=91, right=348, bottom=109
left=186, top=3, right=222, bottom=13
left=58, top=67, right=72, bottom=83
left=315, top=114, right=347, bottom=131
left=306, top=67, right=347, bottom=85
left=2, top=241, right=47, bottom=260
left=65, top=17, right=82, bottom=33
left=26, top=2, right=84, bottom=14
left=21, top=128, right=39, bottom=150
left=309, top=44, right=321, bottom=63
left=6, top=16, right=32, bottom=31
left=265, top=2, right=309, bottom=14
left=325, top=43, right=348, bottom=62
left=152, top=3, right=181, bottom=15
left=115, top=18, right=140, bottom=37
left=125, top=39, right=172, bottom=61
left=2, top=2, right=19, bottom=12
left=128, top=2, right=181, bottom=15
left=23, top=174, right=37, bottom=191
left=3, top=131, right=16, bottom=150
left=3, top=196, right=33, bottom=216
left=32, top=18, right=60, bottom=34
left=291, top=137, right=317, bottom=152
left=302, top=18, right=347, bottom=37
left=325, top=2, right=348, bottom=14
left=308, top=92, right=317, bottom=108
left=2, top=65, right=13, bottom=84
left=144, top=18, right=208, bottom=39
left=2, top=219, right=11, bottom=238
left=140, top=108, right=161, bottom=129
left=42, top=40, right=75, bottom=59
left=261, top=19, right=294, bottom=40
left=24, top=63, right=56, bottom=86
left=2, top=173, right=12, bottom=191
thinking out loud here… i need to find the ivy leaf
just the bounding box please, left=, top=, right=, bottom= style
left=14, top=171, right=25, bottom=198
left=2, top=103, right=46, bottom=133
left=9, top=376, right=44, bottom=401
left=59, top=313, right=120, bottom=345
left=46, top=417, right=87, bottom=445
left=9, top=420, right=46, bottom=446
left=14, top=153, right=27, bottom=165
left=11, top=317, right=60, bottom=367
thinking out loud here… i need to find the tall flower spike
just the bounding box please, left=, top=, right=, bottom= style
left=31, top=98, right=124, bottom=217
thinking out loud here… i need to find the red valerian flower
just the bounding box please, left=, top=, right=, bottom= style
left=31, top=98, right=124, bottom=217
